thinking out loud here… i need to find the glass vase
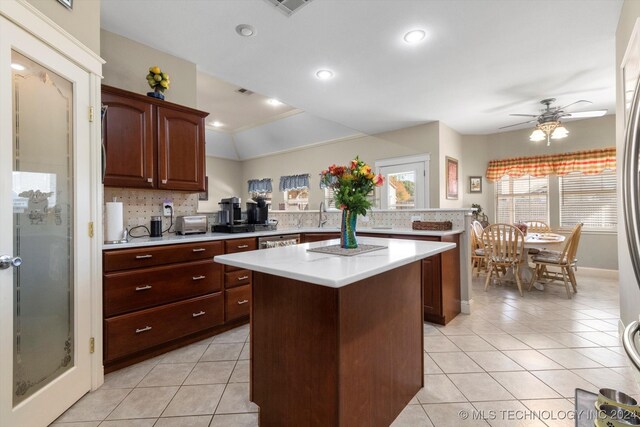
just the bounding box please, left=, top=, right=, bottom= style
left=340, top=209, right=358, bottom=249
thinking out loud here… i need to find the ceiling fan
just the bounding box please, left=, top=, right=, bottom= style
left=500, top=98, right=608, bottom=146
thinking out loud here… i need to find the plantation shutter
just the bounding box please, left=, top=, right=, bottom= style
left=559, top=170, right=617, bottom=229
left=495, top=175, right=549, bottom=224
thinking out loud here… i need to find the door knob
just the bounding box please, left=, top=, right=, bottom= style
left=0, top=255, right=22, bottom=270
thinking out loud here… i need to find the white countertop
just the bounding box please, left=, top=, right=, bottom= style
left=213, top=237, right=456, bottom=288
left=103, top=227, right=464, bottom=250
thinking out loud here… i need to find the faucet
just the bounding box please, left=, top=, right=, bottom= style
left=318, top=201, right=328, bottom=228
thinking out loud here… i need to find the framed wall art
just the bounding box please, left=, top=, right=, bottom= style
left=446, top=157, right=458, bottom=200
left=469, top=176, right=482, bottom=193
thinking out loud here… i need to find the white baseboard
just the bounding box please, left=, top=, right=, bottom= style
left=461, top=299, right=474, bottom=314
left=575, top=266, right=619, bottom=279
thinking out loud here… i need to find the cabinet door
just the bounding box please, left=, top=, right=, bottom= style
left=157, top=106, right=205, bottom=191
left=303, top=232, right=340, bottom=243
left=422, top=255, right=442, bottom=318
left=102, top=91, right=155, bottom=188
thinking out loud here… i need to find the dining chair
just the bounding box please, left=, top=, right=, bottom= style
left=524, top=220, right=551, bottom=233
left=483, top=223, right=526, bottom=296
left=527, top=223, right=583, bottom=299
left=470, top=225, right=487, bottom=277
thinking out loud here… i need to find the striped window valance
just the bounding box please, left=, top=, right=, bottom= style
left=279, top=174, right=310, bottom=192
left=248, top=178, right=272, bottom=194
left=485, top=147, right=616, bottom=182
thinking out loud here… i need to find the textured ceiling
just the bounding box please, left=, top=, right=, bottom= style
left=102, top=0, right=622, bottom=151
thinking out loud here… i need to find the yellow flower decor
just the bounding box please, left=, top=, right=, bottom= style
left=146, top=66, right=170, bottom=93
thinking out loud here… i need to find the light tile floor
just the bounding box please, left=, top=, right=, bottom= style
left=52, top=272, right=636, bottom=426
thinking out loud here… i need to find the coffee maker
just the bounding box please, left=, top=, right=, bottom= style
left=247, top=197, right=269, bottom=225
left=213, top=197, right=252, bottom=233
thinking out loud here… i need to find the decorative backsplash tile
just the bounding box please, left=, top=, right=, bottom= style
left=104, top=188, right=199, bottom=230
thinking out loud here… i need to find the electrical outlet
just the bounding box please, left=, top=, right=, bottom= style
left=411, top=215, right=422, bottom=222
left=163, top=200, right=173, bottom=217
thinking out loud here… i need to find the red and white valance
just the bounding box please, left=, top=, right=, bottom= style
left=485, top=147, right=616, bottom=182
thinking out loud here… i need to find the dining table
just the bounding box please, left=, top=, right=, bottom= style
left=501, top=232, right=566, bottom=290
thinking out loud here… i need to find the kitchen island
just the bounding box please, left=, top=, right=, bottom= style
left=215, top=236, right=456, bottom=427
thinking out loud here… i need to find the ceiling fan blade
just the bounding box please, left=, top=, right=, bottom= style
left=499, top=119, right=536, bottom=130
left=509, top=114, right=539, bottom=117
left=558, top=99, right=592, bottom=110
left=560, top=109, right=608, bottom=119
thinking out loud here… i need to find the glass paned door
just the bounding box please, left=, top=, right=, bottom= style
left=379, top=162, right=426, bottom=209
left=0, top=16, right=92, bottom=426
left=11, top=50, right=75, bottom=405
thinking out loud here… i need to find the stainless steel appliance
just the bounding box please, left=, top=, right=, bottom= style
left=258, top=234, right=300, bottom=249
left=175, top=215, right=208, bottom=235
left=218, top=197, right=242, bottom=225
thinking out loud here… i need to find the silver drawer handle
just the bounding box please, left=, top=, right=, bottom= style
left=237, top=299, right=249, bottom=305
left=192, top=275, right=206, bottom=281
left=146, top=178, right=153, bottom=183
left=135, top=285, right=152, bottom=291
left=237, top=275, right=249, bottom=281
left=136, top=326, right=152, bottom=334
left=162, top=179, right=168, bottom=184
left=237, top=244, right=249, bottom=249
left=192, top=311, right=206, bottom=317
left=135, top=254, right=153, bottom=259
left=192, top=248, right=206, bottom=252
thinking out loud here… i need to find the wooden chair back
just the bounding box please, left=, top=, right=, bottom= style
left=482, top=223, right=525, bottom=264
left=560, top=223, right=583, bottom=264
left=524, top=221, right=551, bottom=233
left=472, top=221, right=485, bottom=240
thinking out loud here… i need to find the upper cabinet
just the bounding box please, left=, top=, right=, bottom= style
left=102, top=85, right=208, bottom=191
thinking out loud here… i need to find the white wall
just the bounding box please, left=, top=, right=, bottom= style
left=26, top=0, right=100, bottom=54
left=238, top=122, right=441, bottom=209
left=461, top=134, right=494, bottom=221
left=616, top=1, right=640, bottom=326
left=198, top=157, right=243, bottom=212
left=101, top=30, right=198, bottom=108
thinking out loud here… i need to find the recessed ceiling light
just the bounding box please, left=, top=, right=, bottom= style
left=403, top=29, right=426, bottom=44
left=235, top=24, right=256, bottom=37
left=211, top=121, right=224, bottom=128
left=315, top=69, right=334, bottom=80
left=267, top=98, right=283, bottom=106
left=11, top=63, right=25, bottom=71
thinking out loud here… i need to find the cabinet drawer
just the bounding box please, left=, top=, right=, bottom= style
left=104, top=241, right=223, bottom=272
left=104, top=293, right=224, bottom=362
left=224, top=269, right=251, bottom=289
left=225, top=285, right=250, bottom=321
left=224, top=238, right=257, bottom=254
left=104, top=260, right=222, bottom=317
left=388, top=234, right=439, bottom=242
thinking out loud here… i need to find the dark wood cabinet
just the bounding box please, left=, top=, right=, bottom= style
left=302, top=232, right=340, bottom=243
left=102, top=85, right=208, bottom=191
left=360, top=232, right=461, bottom=325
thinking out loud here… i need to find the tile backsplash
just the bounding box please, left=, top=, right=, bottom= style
left=104, top=188, right=199, bottom=230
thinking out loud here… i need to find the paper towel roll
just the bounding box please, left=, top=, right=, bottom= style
left=105, top=202, right=124, bottom=242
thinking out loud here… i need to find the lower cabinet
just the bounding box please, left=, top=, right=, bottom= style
left=302, top=232, right=340, bottom=243
left=360, top=232, right=461, bottom=325
left=103, top=238, right=256, bottom=372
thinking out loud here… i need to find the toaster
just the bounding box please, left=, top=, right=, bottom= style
left=175, top=215, right=208, bottom=235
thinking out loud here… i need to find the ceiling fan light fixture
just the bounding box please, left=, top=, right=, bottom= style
left=551, top=125, right=569, bottom=139
left=529, top=129, right=546, bottom=142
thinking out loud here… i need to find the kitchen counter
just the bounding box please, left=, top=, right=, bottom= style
left=103, top=227, right=464, bottom=250
left=214, top=236, right=456, bottom=288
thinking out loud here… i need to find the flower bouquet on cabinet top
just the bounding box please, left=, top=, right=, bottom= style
left=146, top=65, right=170, bottom=100
left=320, top=157, right=384, bottom=249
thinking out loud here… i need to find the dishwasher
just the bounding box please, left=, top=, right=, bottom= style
left=258, top=234, right=301, bottom=249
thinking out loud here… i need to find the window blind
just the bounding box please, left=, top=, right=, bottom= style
left=559, top=170, right=617, bottom=230
left=495, top=175, right=549, bottom=224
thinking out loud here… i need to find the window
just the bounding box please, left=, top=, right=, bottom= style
left=284, top=188, right=309, bottom=211
left=375, top=155, right=429, bottom=209
left=495, top=175, right=549, bottom=224
left=559, top=170, right=616, bottom=230
left=324, top=187, right=336, bottom=209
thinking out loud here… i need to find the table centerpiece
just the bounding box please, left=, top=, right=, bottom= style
left=320, top=157, right=384, bottom=249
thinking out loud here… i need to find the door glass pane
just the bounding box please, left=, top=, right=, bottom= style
left=387, top=172, right=416, bottom=210
left=11, top=51, right=74, bottom=405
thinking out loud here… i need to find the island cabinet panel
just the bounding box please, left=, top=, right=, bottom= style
left=251, top=261, right=423, bottom=427
left=360, top=232, right=461, bottom=325
left=102, top=85, right=208, bottom=191
left=157, top=106, right=205, bottom=191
